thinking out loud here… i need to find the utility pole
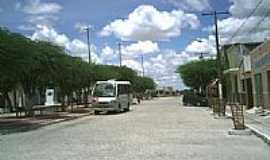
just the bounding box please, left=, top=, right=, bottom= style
left=202, top=11, right=229, bottom=116
left=141, top=54, right=144, bottom=77
left=118, top=42, right=122, bottom=67
left=84, top=27, right=92, bottom=64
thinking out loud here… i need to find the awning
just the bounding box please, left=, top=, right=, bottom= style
left=223, top=68, right=239, bottom=74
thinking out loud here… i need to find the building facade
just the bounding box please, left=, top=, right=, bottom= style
left=250, top=40, right=270, bottom=110
left=221, top=43, right=260, bottom=107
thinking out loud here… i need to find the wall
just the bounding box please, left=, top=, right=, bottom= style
left=250, top=40, right=270, bottom=110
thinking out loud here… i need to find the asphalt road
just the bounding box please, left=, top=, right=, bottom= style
left=0, top=97, right=269, bottom=160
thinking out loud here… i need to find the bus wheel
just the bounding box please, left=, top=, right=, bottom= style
left=125, top=103, right=130, bottom=112
left=119, top=104, right=124, bottom=113
left=94, top=110, right=100, bottom=115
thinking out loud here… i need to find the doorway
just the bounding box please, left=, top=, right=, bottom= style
left=246, top=78, right=253, bottom=109
left=267, top=71, right=270, bottom=110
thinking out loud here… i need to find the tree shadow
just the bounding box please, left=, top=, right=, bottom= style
left=0, top=114, right=77, bottom=135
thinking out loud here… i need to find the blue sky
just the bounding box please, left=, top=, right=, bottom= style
left=0, top=0, right=230, bottom=50
left=0, top=0, right=269, bottom=89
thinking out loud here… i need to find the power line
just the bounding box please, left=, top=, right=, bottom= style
left=225, top=0, right=265, bottom=44
left=248, top=8, right=270, bottom=35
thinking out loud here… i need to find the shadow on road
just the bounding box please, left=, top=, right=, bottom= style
left=0, top=114, right=84, bottom=135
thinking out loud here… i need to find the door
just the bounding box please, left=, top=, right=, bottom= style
left=118, top=84, right=129, bottom=109
left=246, top=78, right=253, bottom=109
left=267, top=71, right=270, bottom=110
left=254, top=74, right=263, bottom=107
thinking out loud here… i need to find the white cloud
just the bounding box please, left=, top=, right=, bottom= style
left=123, top=41, right=160, bottom=57
left=185, top=36, right=216, bottom=56
left=229, top=0, right=270, bottom=18
left=142, top=50, right=199, bottom=89
left=216, top=16, right=270, bottom=44
left=145, top=50, right=192, bottom=89
left=100, top=46, right=118, bottom=65
left=31, top=25, right=69, bottom=46
left=17, top=0, right=62, bottom=30
left=25, top=15, right=59, bottom=27
left=165, top=0, right=210, bottom=11
left=74, top=22, right=94, bottom=32
left=31, top=25, right=100, bottom=63
left=122, top=59, right=142, bottom=72
left=21, top=0, right=62, bottom=14
left=18, top=24, right=36, bottom=31
left=100, top=46, right=191, bottom=89
left=203, top=0, right=270, bottom=45
left=100, top=5, right=200, bottom=41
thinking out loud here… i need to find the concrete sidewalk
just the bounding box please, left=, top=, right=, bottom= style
left=224, top=105, right=270, bottom=145
left=245, top=112, right=270, bottom=145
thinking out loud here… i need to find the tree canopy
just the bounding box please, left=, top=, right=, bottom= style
left=0, top=28, right=156, bottom=111
left=176, top=59, right=218, bottom=92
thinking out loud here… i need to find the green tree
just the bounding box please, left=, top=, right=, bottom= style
left=0, top=27, right=157, bottom=115
left=176, top=59, right=217, bottom=93
left=133, top=76, right=156, bottom=93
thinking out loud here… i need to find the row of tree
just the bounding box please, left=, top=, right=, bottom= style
left=0, top=28, right=155, bottom=114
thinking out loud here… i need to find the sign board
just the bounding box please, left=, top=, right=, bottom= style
left=45, top=89, right=55, bottom=106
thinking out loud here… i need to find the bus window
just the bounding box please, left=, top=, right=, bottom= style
left=93, top=83, right=116, bottom=97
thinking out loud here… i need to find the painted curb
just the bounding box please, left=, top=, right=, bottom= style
left=246, top=124, right=270, bottom=146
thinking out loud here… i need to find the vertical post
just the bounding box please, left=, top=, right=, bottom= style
left=213, top=11, right=223, bottom=107
left=202, top=11, right=229, bottom=116
left=86, top=27, right=91, bottom=64
left=118, top=42, right=122, bottom=67
left=141, top=54, right=144, bottom=77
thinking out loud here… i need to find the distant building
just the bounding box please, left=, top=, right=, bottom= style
left=156, top=86, right=176, bottom=97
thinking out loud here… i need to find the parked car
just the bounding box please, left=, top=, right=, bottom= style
left=182, top=91, right=208, bottom=107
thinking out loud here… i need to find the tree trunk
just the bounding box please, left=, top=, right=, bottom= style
left=83, top=88, right=89, bottom=107
left=4, top=92, right=12, bottom=113
left=60, top=94, right=66, bottom=112
left=24, top=92, right=35, bottom=117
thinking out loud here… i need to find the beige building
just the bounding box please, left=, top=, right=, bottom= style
left=250, top=40, right=270, bottom=110
left=221, top=43, right=260, bottom=108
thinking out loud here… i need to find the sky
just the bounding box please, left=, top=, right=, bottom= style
left=1, top=0, right=270, bottom=90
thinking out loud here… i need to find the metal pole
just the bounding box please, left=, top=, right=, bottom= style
left=86, top=27, right=91, bottom=64
left=202, top=11, right=229, bottom=116
left=118, top=42, right=122, bottom=67
left=141, top=54, right=144, bottom=77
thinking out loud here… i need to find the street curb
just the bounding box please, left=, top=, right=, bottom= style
left=245, top=124, right=270, bottom=146
left=225, top=112, right=270, bottom=145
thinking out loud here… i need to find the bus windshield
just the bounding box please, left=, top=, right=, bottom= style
left=93, top=83, right=116, bottom=97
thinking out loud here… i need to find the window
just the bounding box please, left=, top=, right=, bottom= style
left=118, top=84, right=130, bottom=95
left=93, top=83, right=116, bottom=97
left=255, top=74, right=264, bottom=107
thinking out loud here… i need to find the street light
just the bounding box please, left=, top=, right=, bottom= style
left=82, top=26, right=93, bottom=64
left=194, top=39, right=208, bottom=60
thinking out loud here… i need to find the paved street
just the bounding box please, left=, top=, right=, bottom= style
left=0, top=97, right=269, bottom=160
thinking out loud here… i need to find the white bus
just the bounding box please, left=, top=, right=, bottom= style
left=91, top=80, right=132, bottom=114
